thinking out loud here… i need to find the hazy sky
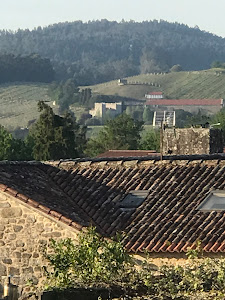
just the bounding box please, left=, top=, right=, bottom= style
left=2, top=0, right=225, bottom=37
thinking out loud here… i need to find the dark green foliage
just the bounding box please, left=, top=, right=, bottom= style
left=1, top=21, right=225, bottom=84
left=0, top=125, right=32, bottom=160
left=85, top=118, right=101, bottom=126
left=187, top=110, right=211, bottom=127
left=43, top=227, right=132, bottom=289
left=175, top=109, right=194, bottom=128
left=85, top=114, right=143, bottom=156
left=0, top=125, right=13, bottom=160
left=125, top=106, right=144, bottom=122
left=28, top=101, right=86, bottom=160
left=0, top=54, right=54, bottom=83
left=48, top=81, right=92, bottom=112
left=140, top=129, right=160, bottom=152
left=143, top=106, right=153, bottom=124
left=42, top=228, right=225, bottom=299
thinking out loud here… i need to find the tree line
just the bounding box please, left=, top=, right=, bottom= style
left=0, top=54, right=54, bottom=84
left=0, top=102, right=159, bottom=161
left=1, top=20, right=225, bottom=85
left=2, top=101, right=225, bottom=161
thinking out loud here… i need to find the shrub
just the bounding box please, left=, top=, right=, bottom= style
left=42, top=229, right=225, bottom=299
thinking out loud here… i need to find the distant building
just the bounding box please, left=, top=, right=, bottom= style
left=146, top=98, right=224, bottom=114
left=118, top=78, right=127, bottom=86
left=145, top=92, right=164, bottom=99
left=89, top=102, right=122, bottom=119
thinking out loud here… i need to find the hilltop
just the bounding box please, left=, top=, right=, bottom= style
left=1, top=20, right=225, bottom=85
left=89, top=69, right=225, bottom=100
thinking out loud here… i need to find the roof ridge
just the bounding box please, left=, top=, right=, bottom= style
left=0, top=160, right=43, bottom=166
left=1, top=154, right=225, bottom=167
left=44, top=154, right=225, bottom=166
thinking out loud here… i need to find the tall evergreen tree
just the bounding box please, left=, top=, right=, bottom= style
left=29, top=101, right=86, bottom=160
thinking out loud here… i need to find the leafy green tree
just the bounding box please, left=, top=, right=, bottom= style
left=187, top=110, right=211, bottom=127
left=85, top=114, right=143, bottom=156
left=43, top=227, right=132, bottom=289
left=0, top=125, right=13, bottom=160
left=28, top=101, right=86, bottom=160
left=175, top=109, right=193, bottom=128
left=0, top=125, right=33, bottom=160
left=143, top=106, right=153, bottom=124
left=140, top=129, right=160, bottom=152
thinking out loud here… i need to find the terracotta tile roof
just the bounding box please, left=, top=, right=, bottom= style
left=147, top=92, right=163, bottom=95
left=0, top=162, right=89, bottom=231
left=2, top=155, right=225, bottom=253
left=146, top=99, right=223, bottom=106
left=96, top=150, right=160, bottom=158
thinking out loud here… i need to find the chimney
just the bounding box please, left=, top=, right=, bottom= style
left=161, top=127, right=223, bottom=155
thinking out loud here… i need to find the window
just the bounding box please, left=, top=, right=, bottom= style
left=198, top=190, right=225, bottom=211
left=119, top=190, right=149, bottom=209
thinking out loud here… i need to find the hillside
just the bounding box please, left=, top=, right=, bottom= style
left=0, top=83, right=51, bottom=129
left=89, top=69, right=225, bottom=100
left=1, top=20, right=225, bottom=85
left=1, top=69, right=225, bottom=131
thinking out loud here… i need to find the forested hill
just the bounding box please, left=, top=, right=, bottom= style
left=1, top=20, right=225, bottom=85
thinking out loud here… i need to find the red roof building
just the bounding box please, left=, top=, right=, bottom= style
left=145, top=92, right=164, bottom=99
left=1, top=156, right=225, bottom=255
left=146, top=98, right=224, bottom=114
left=146, top=99, right=224, bottom=106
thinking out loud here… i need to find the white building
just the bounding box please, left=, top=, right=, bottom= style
left=145, top=92, right=164, bottom=99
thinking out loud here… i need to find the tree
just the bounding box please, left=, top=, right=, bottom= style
left=140, top=129, right=160, bottom=152
left=143, top=106, right=153, bottom=124
left=28, top=101, right=86, bottom=160
left=43, top=227, right=132, bottom=289
left=0, top=125, right=13, bottom=160
left=85, top=114, right=143, bottom=156
left=0, top=125, right=32, bottom=161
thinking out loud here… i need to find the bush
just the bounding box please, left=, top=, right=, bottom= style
left=42, top=227, right=133, bottom=291
left=42, top=230, right=225, bottom=299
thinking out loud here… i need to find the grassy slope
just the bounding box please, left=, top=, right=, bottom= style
left=2, top=69, right=225, bottom=130
left=89, top=69, right=225, bottom=100
left=0, top=83, right=52, bottom=129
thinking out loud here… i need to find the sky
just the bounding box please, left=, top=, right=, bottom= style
left=1, top=0, right=225, bottom=38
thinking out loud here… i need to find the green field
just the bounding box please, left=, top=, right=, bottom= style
left=0, top=83, right=53, bottom=129
left=88, top=69, right=225, bottom=100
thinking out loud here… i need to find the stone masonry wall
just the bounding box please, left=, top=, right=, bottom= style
left=161, top=128, right=223, bottom=155
left=0, top=191, right=79, bottom=299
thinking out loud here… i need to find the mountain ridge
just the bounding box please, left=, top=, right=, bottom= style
left=1, top=20, right=225, bottom=85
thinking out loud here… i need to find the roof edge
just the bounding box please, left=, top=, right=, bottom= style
left=46, top=153, right=225, bottom=164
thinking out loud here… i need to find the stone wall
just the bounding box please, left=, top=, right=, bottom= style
left=0, top=191, right=78, bottom=299
left=161, top=128, right=223, bottom=155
